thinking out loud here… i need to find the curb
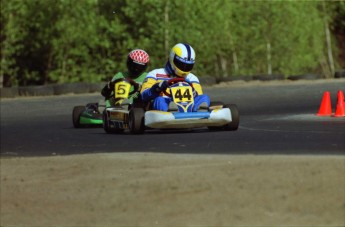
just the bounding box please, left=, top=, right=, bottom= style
left=1, top=72, right=343, bottom=99
left=287, top=74, right=323, bottom=80
left=334, top=70, right=345, bottom=78
left=0, top=83, right=101, bottom=98
left=216, top=75, right=253, bottom=83
left=0, top=87, right=19, bottom=98
left=252, top=74, right=285, bottom=81
left=18, top=85, right=55, bottom=96
left=53, top=82, right=91, bottom=95
left=89, top=83, right=105, bottom=93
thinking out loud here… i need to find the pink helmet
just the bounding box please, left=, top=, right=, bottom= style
left=127, top=49, right=150, bottom=78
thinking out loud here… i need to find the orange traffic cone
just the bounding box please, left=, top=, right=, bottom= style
left=316, top=91, right=332, bottom=116
left=334, top=90, right=345, bottom=117
left=338, top=90, right=345, bottom=103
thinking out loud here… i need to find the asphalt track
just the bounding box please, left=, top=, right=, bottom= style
left=1, top=80, right=344, bottom=157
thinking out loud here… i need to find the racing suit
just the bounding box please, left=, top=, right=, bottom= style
left=141, top=63, right=210, bottom=111
left=101, top=71, right=147, bottom=107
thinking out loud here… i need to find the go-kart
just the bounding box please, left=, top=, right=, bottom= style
left=127, top=77, right=239, bottom=134
left=102, top=78, right=142, bottom=133
left=72, top=102, right=104, bottom=128
left=72, top=78, right=140, bottom=129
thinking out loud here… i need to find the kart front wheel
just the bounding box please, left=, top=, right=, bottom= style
left=209, top=101, right=224, bottom=107
left=129, top=107, right=145, bottom=134
left=223, top=104, right=239, bottom=131
left=102, top=110, right=124, bottom=134
left=208, top=104, right=239, bottom=131
left=73, top=106, right=85, bottom=128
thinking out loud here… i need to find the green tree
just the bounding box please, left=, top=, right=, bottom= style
left=1, top=0, right=343, bottom=87
left=1, top=0, right=28, bottom=86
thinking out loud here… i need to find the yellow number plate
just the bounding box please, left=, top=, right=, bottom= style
left=114, top=81, right=131, bottom=99
left=171, top=86, right=194, bottom=103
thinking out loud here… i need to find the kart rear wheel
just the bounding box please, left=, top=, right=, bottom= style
left=73, top=106, right=85, bottom=128
left=102, top=110, right=124, bottom=134
left=129, top=107, right=145, bottom=134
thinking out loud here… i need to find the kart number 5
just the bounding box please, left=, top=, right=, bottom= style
left=115, top=81, right=131, bottom=99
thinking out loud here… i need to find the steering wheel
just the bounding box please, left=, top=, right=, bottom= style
left=163, top=77, right=194, bottom=97
left=112, top=78, right=140, bottom=96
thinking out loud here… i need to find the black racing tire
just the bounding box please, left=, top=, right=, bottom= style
left=102, top=110, right=124, bottom=134
left=129, top=107, right=145, bottom=134
left=73, top=106, right=86, bottom=128
left=208, top=104, right=239, bottom=131
left=103, top=110, right=111, bottom=133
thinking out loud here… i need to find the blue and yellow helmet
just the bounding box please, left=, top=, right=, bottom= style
left=169, top=43, right=195, bottom=77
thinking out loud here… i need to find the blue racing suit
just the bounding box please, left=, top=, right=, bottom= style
left=141, top=63, right=210, bottom=111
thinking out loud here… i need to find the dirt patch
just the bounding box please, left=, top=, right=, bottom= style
left=1, top=153, right=344, bottom=226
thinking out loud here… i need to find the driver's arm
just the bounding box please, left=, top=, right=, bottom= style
left=140, top=77, right=162, bottom=102
left=186, top=74, right=204, bottom=96
left=101, top=73, right=122, bottom=98
left=141, top=77, right=156, bottom=93
left=192, top=83, right=203, bottom=95
left=101, top=81, right=114, bottom=98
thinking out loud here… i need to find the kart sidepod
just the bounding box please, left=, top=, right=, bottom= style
left=145, top=107, right=231, bottom=129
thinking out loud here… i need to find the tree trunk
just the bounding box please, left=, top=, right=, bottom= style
left=267, top=42, right=272, bottom=75
left=44, top=49, right=53, bottom=84
left=323, top=0, right=335, bottom=78
left=325, top=18, right=335, bottom=78
left=220, top=56, right=228, bottom=78
left=164, top=1, right=170, bottom=54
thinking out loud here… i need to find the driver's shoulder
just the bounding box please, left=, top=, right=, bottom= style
left=147, top=68, right=167, bottom=77
left=186, top=73, right=199, bottom=83
left=112, top=72, right=126, bottom=81
left=135, top=72, right=148, bottom=83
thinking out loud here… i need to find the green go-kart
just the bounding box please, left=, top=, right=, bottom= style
left=102, top=78, right=143, bottom=133
left=72, top=78, right=141, bottom=128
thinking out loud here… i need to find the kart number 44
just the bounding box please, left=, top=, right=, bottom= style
left=171, top=86, right=194, bottom=103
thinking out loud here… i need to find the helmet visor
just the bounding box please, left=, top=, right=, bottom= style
left=127, top=57, right=147, bottom=77
left=173, top=55, right=194, bottom=72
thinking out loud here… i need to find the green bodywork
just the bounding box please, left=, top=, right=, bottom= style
left=79, top=112, right=103, bottom=125
left=80, top=116, right=103, bottom=125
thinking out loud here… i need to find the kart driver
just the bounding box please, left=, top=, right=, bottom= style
left=140, top=43, right=210, bottom=111
left=101, top=49, right=150, bottom=107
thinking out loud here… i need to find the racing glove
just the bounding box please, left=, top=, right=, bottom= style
left=107, top=81, right=116, bottom=90
left=101, top=81, right=115, bottom=98
left=151, top=81, right=169, bottom=93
